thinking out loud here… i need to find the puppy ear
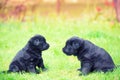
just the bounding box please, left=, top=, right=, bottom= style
left=33, top=39, right=40, bottom=46
left=72, top=42, right=80, bottom=49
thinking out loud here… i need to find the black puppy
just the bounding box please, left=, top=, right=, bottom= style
left=62, top=37, right=115, bottom=75
left=4, top=34, right=49, bottom=74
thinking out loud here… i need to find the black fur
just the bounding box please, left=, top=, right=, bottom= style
left=62, top=37, right=115, bottom=75
left=3, top=34, right=49, bottom=74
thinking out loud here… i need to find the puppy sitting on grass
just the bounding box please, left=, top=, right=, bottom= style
left=62, top=36, right=115, bottom=75
left=3, top=34, right=49, bottom=74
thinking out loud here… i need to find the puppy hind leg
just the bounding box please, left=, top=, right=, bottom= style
left=9, top=65, right=20, bottom=72
left=80, top=62, right=93, bottom=75
left=27, top=64, right=39, bottom=74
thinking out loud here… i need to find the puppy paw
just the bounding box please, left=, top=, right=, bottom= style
left=35, top=70, right=40, bottom=74
left=79, top=73, right=87, bottom=76
left=79, top=73, right=83, bottom=76
left=77, top=68, right=81, bottom=71
left=42, top=68, right=47, bottom=72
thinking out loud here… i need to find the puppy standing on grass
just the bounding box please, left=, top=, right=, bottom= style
left=3, top=34, right=49, bottom=74
left=62, top=37, right=115, bottom=75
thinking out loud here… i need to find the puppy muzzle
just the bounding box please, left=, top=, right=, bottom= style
left=62, top=48, right=73, bottom=56
left=42, top=43, right=49, bottom=51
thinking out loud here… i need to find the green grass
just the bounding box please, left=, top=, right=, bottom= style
left=0, top=17, right=120, bottom=80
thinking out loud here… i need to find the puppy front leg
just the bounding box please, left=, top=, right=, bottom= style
left=77, top=68, right=82, bottom=71
left=37, top=58, right=47, bottom=71
left=77, top=62, right=82, bottom=71
left=80, top=62, right=92, bottom=75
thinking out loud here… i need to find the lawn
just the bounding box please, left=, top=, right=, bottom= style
left=0, top=17, right=120, bottom=80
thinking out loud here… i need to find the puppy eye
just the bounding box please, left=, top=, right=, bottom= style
left=73, top=42, right=77, bottom=44
left=74, top=43, right=79, bottom=46
left=74, top=42, right=79, bottom=45
left=67, top=41, right=72, bottom=45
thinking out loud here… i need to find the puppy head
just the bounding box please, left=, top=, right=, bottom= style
left=29, top=34, right=49, bottom=51
left=62, top=36, right=83, bottom=56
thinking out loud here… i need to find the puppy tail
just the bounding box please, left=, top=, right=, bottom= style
left=0, top=70, right=12, bottom=74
